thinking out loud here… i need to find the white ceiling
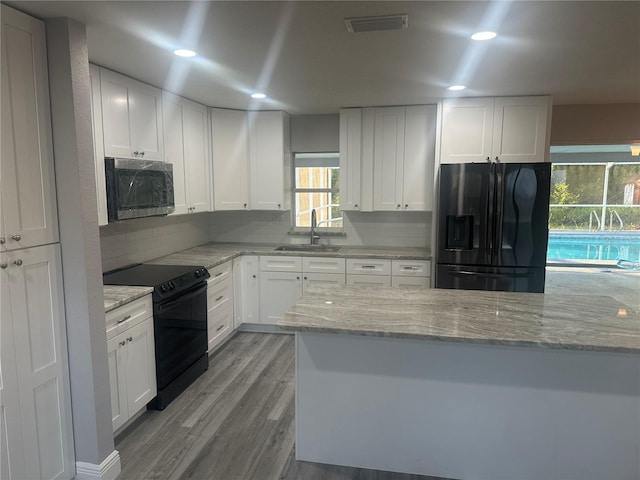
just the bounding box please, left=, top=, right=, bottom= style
left=8, top=1, right=640, bottom=114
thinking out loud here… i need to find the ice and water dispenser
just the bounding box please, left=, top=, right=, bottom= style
left=445, top=215, right=473, bottom=250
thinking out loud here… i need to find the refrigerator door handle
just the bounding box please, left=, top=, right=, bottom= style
left=494, top=163, right=505, bottom=264
left=448, top=270, right=537, bottom=279
left=486, top=162, right=495, bottom=260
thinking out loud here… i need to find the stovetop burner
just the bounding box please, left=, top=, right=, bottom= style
left=103, top=263, right=210, bottom=301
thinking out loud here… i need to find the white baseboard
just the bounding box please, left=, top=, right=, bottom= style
left=75, top=450, right=121, bottom=480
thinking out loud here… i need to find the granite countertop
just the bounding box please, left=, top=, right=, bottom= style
left=103, top=285, right=153, bottom=313
left=277, top=285, right=640, bottom=354
left=104, top=243, right=431, bottom=311
left=146, top=243, right=432, bottom=270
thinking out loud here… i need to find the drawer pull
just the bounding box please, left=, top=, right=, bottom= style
left=117, top=315, right=131, bottom=324
left=215, top=272, right=225, bottom=277
left=402, top=266, right=420, bottom=271
left=216, top=324, right=225, bottom=332
left=215, top=295, right=224, bottom=302
left=361, top=265, right=376, bottom=269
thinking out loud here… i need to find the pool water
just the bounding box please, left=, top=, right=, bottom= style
left=547, top=232, right=640, bottom=262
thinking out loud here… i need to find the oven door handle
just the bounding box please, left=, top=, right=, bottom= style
left=156, top=283, right=207, bottom=312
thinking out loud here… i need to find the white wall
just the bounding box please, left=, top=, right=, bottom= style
left=100, top=213, right=210, bottom=271
left=209, top=210, right=431, bottom=248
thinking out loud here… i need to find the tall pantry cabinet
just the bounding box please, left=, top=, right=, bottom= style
left=1, top=6, right=75, bottom=480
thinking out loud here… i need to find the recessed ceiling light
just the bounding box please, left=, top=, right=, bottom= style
left=471, top=31, right=497, bottom=41
left=447, top=85, right=466, bottom=91
left=251, top=93, right=267, bottom=99
left=173, top=49, right=196, bottom=57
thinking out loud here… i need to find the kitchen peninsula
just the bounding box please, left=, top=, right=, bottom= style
left=278, top=286, right=640, bottom=480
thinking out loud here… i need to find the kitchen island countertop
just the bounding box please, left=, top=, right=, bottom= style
left=278, top=285, right=640, bottom=354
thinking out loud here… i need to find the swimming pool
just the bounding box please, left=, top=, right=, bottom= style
left=547, top=232, right=640, bottom=262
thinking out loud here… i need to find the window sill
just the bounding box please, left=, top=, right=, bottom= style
left=287, top=230, right=347, bottom=237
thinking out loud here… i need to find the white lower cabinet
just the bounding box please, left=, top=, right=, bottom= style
left=259, top=271, right=303, bottom=325
left=0, top=244, right=74, bottom=480
left=234, top=255, right=260, bottom=327
left=106, top=295, right=156, bottom=433
left=391, top=259, right=431, bottom=288
left=346, top=274, right=392, bottom=287
left=207, top=261, right=234, bottom=351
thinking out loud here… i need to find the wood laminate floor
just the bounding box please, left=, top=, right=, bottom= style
left=115, top=332, right=444, bottom=480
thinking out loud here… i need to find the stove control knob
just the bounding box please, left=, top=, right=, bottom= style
left=169, top=281, right=175, bottom=289
left=160, top=285, right=167, bottom=293
left=194, top=270, right=201, bottom=278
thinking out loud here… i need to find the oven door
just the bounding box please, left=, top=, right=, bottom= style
left=153, top=282, right=208, bottom=391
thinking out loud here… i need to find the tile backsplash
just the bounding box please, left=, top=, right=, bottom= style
left=100, top=213, right=210, bottom=272
left=209, top=210, right=431, bottom=248
left=100, top=210, right=431, bottom=271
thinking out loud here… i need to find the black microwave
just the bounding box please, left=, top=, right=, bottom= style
left=105, top=158, right=174, bottom=222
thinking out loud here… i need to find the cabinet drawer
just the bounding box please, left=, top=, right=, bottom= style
left=391, top=276, right=430, bottom=288
left=302, top=257, right=346, bottom=274
left=207, top=277, right=233, bottom=312
left=346, top=258, right=391, bottom=275
left=260, top=255, right=302, bottom=272
left=106, top=295, right=152, bottom=340
left=209, top=261, right=232, bottom=284
left=391, top=260, right=431, bottom=277
left=346, top=274, right=391, bottom=287
left=208, top=303, right=233, bottom=351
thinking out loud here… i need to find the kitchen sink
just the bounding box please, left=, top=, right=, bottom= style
left=274, top=245, right=341, bottom=252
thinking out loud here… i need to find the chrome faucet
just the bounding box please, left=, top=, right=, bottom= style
left=310, top=209, right=320, bottom=245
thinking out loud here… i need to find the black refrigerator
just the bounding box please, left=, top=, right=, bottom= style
left=436, top=162, right=551, bottom=293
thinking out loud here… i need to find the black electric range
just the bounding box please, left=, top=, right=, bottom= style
left=104, top=263, right=211, bottom=410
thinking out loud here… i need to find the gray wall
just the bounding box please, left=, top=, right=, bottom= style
left=46, top=18, right=115, bottom=466
left=291, top=114, right=339, bottom=153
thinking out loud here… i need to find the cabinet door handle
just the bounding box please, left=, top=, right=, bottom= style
left=215, top=295, right=224, bottom=302
left=303, top=276, right=308, bottom=280
left=119, top=341, right=126, bottom=347
left=296, top=276, right=300, bottom=280
left=13, top=259, right=23, bottom=267
left=277, top=203, right=281, bottom=209
left=0, top=262, right=7, bottom=269
left=127, top=336, right=133, bottom=342
left=486, top=156, right=491, bottom=163
left=11, top=234, right=21, bottom=241
left=133, top=151, right=140, bottom=157
left=252, top=274, right=256, bottom=279
left=495, top=156, right=500, bottom=163
left=140, top=151, right=145, bottom=157
left=404, top=204, right=408, bottom=209
left=396, top=204, right=401, bottom=209
left=117, top=315, right=131, bottom=324
left=216, top=324, right=225, bottom=332
left=0, top=237, right=5, bottom=244
left=354, top=204, right=359, bottom=208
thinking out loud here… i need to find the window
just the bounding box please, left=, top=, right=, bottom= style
left=293, top=153, right=342, bottom=229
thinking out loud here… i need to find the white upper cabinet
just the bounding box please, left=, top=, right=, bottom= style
left=373, top=105, right=437, bottom=211
left=248, top=111, right=291, bottom=211
left=89, top=64, right=108, bottom=226
left=373, top=107, right=406, bottom=211
left=100, top=67, right=164, bottom=161
left=440, top=96, right=551, bottom=164
left=491, top=96, right=551, bottom=163
left=210, top=108, right=250, bottom=210
left=1, top=6, right=59, bottom=251
left=339, top=108, right=374, bottom=211
left=163, top=91, right=211, bottom=215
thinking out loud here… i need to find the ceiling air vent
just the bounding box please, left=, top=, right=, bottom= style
left=344, top=14, right=408, bottom=33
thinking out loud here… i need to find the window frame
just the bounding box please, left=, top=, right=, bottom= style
left=290, top=152, right=343, bottom=233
